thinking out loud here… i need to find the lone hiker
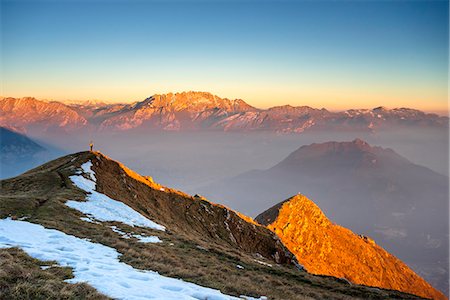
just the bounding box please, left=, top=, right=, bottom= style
left=89, top=141, right=93, bottom=152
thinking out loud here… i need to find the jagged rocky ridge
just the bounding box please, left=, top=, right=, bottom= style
left=1, top=92, right=447, bottom=133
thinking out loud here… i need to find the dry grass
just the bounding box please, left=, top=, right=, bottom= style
left=0, top=248, right=108, bottom=300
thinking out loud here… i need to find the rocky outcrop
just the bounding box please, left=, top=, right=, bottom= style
left=256, top=194, right=447, bottom=300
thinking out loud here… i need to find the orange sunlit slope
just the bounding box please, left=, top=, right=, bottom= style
left=257, top=194, right=446, bottom=300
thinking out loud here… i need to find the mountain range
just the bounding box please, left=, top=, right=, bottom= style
left=0, top=151, right=443, bottom=299
left=1, top=92, right=447, bottom=134
left=197, top=139, right=449, bottom=295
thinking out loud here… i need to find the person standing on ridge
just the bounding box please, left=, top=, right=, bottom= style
left=89, top=141, right=93, bottom=152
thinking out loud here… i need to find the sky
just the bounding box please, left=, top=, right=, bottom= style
left=1, top=0, right=448, bottom=113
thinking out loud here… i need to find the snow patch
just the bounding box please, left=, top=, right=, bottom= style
left=67, top=161, right=165, bottom=231
left=110, top=226, right=131, bottom=238
left=80, top=217, right=100, bottom=224
left=81, top=161, right=96, bottom=181
left=135, top=235, right=162, bottom=244
left=110, top=226, right=162, bottom=244
left=0, top=219, right=242, bottom=300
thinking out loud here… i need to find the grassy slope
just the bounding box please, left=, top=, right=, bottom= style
left=0, top=152, right=425, bottom=300
left=0, top=248, right=108, bottom=299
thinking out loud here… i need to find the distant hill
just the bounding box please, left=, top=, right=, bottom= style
left=198, top=139, right=449, bottom=295
left=256, top=194, right=446, bottom=300
left=0, top=151, right=428, bottom=299
left=1, top=93, right=447, bottom=133
left=1, top=127, right=45, bottom=155
left=0, top=127, right=50, bottom=178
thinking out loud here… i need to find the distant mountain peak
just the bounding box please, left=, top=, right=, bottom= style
left=134, top=91, right=256, bottom=111
left=290, top=139, right=374, bottom=157
left=275, top=139, right=411, bottom=171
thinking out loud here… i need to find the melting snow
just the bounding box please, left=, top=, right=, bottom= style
left=0, top=219, right=241, bottom=300
left=80, top=217, right=99, bottom=224
left=81, top=161, right=96, bottom=181
left=66, top=161, right=165, bottom=232
left=110, top=226, right=162, bottom=244
left=111, top=225, right=131, bottom=238
left=134, top=235, right=162, bottom=244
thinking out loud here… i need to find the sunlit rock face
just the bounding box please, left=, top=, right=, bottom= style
left=256, top=194, right=447, bottom=300
left=2, top=93, right=447, bottom=134
left=0, top=97, right=87, bottom=134
left=99, top=92, right=448, bottom=133
left=99, top=91, right=257, bottom=131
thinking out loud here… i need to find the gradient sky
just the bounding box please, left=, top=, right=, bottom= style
left=1, top=0, right=448, bottom=113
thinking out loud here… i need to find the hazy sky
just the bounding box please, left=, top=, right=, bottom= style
left=1, top=0, right=448, bottom=112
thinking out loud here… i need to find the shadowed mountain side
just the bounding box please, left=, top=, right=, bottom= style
left=255, top=194, right=446, bottom=300
left=1, top=127, right=45, bottom=155
left=0, top=127, right=57, bottom=179
left=89, top=152, right=292, bottom=262
left=197, top=139, right=449, bottom=295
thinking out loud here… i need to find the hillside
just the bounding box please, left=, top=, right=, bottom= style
left=197, top=139, right=449, bottom=295
left=1, top=93, right=447, bottom=134
left=256, top=194, right=446, bottom=300
left=0, top=151, right=429, bottom=299
left=0, top=127, right=51, bottom=179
